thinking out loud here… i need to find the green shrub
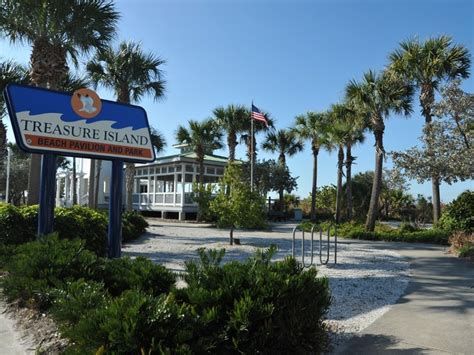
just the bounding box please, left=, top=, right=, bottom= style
left=0, top=204, right=35, bottom=245
left=92, top=256, right=175, bottom=297
left=0, top=244, right=17, bottom=270
left=399, top=222, right=418, bottom=233
left=348, top=229, right=450, bottom=244
left=50, top=279, right=109, bottom=325
left=122, top=211, right=148, bottom=243
left=210, top=164, right=267, bottom=230
left=0, top=205, right=148, bottom=256
left=458, top=246, right=474, bottom=260
left=438, top=190, right=474, bottom=233
left=2, top=235, right=98, bottom=308
left=64, top=290, right=195, bottom=354
left=54, top=206, right=108, bottom=256
left=175, top=247, right=331, bottom=354
left=299, top=220, right=448, bottom=244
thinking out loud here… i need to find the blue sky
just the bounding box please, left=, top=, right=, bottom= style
left=1, top=0, right=473, bottom=201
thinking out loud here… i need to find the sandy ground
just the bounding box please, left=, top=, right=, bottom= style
left=123, top=220, right=410, bottom=347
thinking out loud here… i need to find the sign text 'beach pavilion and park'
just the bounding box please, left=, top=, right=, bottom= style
left=5, top=84, right=156, bottom=163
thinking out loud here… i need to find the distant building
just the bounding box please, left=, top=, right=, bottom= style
left=56, top=144, right=228, bottom=220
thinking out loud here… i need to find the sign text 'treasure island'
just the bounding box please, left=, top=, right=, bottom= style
left=4, top=84, right=156, bottom=163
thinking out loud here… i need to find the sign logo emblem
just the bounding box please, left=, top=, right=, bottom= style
left=71, top=88, right=102, bottom=119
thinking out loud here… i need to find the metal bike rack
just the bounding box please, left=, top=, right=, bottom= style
left=292, top=224, right=337, bottom=267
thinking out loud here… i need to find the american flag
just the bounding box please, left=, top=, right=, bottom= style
left=251, top=104, right=268, bottom=127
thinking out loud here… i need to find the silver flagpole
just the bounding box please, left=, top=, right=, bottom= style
left=250, top=101, right=254, bottom=192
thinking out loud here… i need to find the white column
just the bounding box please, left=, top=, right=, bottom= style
left=65, top=173, right=70, bottom=206
left=181, top=170, right=185, bottom=206
left=173, top=173, right=177, bottom=205
left=56, top=176, right=61, bottom=206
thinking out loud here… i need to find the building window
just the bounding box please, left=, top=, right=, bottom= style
left=206, top=167, right=215, bottom=174
left=176, top=165, right=182, bottom=172
left=185, top=164, right=194, bottom=172
left=139, top=179, right=148, bottom=193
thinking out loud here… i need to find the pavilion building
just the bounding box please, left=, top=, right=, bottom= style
left=55, top=144, right=228, bottom=220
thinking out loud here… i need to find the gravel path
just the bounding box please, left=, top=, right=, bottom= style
left=123, top=220, right=410, bottom=347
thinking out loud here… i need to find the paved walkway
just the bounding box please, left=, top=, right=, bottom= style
left=334, top=240, right=474, bottom=354
left=0, top=299, right=33, bottom=354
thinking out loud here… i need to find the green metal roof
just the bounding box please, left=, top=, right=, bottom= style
left=136, top=152, right=243, bottom=167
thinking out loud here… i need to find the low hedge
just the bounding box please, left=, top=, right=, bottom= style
left=1, top=237, right=331, bottom=354
left=0, top=204, right=148, bottom=256
left=348, top=229, right=450, bottom=244
left=2, top=235, right=98, bottom=308
left=298, top=221, right=450, bottom=245
left=1, top=235, right=175, bottom=310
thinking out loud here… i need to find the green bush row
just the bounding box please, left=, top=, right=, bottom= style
left=437, top=190, right=473, bottom=233
left=0, top=204, right=148, bottom=256
left=1, top=235, right=175, bottom=309
left=298, top=220, right=450, bottom=245
left=2, top=236, right=331, bottom=354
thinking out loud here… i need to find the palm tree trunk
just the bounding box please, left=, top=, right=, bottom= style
left=72, top=158, right=77, bottom=205
left=366, top=128, right=384, bottom=231
left=345, top=144, right=353, bottom=220
left=432, top=175, right=441, bottom=223
left=0, top=121, right=6, bottom=172
left=94, top=160, right=102, bottom=209
left=279, top=189, right=285, bottom=214
left=125, top=162, right=135, bottom=211
left=27, top=154, right=41, bottom=205
left=420, top=85, right=442, bottom=223
left=27, top=40, right=66, bottom=205
left=310, top=146, right=319, bottom=221
left=246, top=131, right=257, bottom=163
left=335, top=145, right=344, bottom=224
left=278, top=154, right=286, bottom=213
left=88, top=159, right=96, bottom=208
left=228, top=131, right=236, bottom=161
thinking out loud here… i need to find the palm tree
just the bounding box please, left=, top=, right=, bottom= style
left=327, top=104, right=351, bottom=224
left=339, top=104, right=366, bottom=221
left=346, top=70, right=413, bottom=231
left=87, top=41, right=166, bottom=211
left=293, top=111, right=332, bottom=221
left=212, top=104, right=247, bottom=161
left=0, top=0, right=119, bottom=205
left=326, top=102, right=367, bottom=223
left=150, top=127, right=167, bottom=156
left=388, top=35, right=471, bottom=223
left=262, top=129, right=303, bottom=212
left=0, top=59, right=28, bottom=170
left=175, top=119, right=223, bottom=184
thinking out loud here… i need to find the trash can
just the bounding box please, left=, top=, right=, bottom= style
left=293, top=208, right=303, bottom=221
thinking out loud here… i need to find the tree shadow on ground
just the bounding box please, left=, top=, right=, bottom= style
left=333, top=334, right=430, bottom=354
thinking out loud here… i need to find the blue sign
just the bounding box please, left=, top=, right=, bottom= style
left=3, top=84, right=153, bottom=258
left=5, top=84, right=155, bottom=163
